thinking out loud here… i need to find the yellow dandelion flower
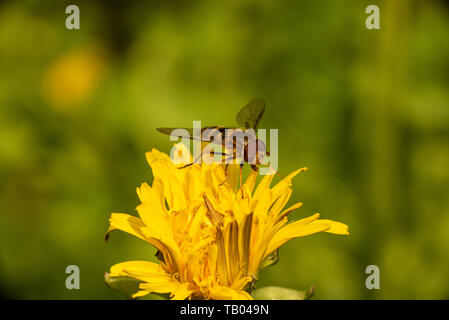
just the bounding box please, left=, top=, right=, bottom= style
left=105, top=144, right=349, bottom=300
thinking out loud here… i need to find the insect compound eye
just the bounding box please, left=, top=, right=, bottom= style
left=246, top=139, right=266, bottom=164
left=256, top=139, right=267, bottom=162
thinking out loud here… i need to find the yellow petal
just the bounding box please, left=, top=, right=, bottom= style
left=271, top=167, right=307, bottom=198
left=224, top=220, right=240, bottom=285
left=238, top=212, right=253, bottom=275
left=184, top=165, right=205, bottom=204
left=107, top=213, right=148, bottom=241
left=252, top=174, right=274, bottom=204
left=136, top=182, right=167, bottom=218
left=265, top=213, right=325, bottom=257
left=146, top=148, right=173, bottom=167
left=107, top=213, right=184, bottom=274
left=277, top=202, right=303, bottom=220
left=139, top=281, right=180, bottom=293
left=171, top=282, right=194, bottom=300
left=109, top=261, right=172, bottom=283
left=187, top=205, right=207, bottom=239
left=145, top=152, right=186, bottom=211
left=225, top=163, right=241, bottom=193
left=136, top=203, right=170, bottom=237
left=231, top=276, right=253, bottom=291
left=268, top=189, right=292, bottom=219
left=208, top=284, right=253, bottom=300
left=132, top=290, right=151, bottom=298
left=244, top=169, right=258, bottom=195
left=309, top=219, right=350, bottom=235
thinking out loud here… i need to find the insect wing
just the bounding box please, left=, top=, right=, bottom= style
left=156, top=127, right=196, bottom=140
left=156, top=127, right=231, bottom=145
left=235, top=98, right=266, bottom=129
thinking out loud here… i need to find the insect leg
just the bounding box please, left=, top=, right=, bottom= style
left=178, top=150, right=206, bottom=169
left=218, top=155, right=237, bottom=187
left=179, top=162, right=194, bottom=169
left=271, top=165, right=283, bottom=178
left=257, top=163, right=283, bottom=178
left=179, top=150, right=230, bottom=169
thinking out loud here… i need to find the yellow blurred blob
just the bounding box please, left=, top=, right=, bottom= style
left=42, top=47, right=107, bottom=111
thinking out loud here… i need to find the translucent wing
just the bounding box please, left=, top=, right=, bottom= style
left=156, top=127, right=234, bottom=157
left=156, top=127, right=195, bottom=140
left=156, top=127, right=236, bottom=145
left=235, top=98, right=266, bottom=129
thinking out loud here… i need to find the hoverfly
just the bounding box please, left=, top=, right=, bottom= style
left=156, top=98, right=276, bottom=187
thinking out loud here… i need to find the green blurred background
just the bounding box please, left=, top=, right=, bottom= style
left=1, top=0, right=449, bottom=299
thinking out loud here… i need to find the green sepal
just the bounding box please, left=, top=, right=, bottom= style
left=104, top=272, right=142, bottom=299
left=104, top=272, right=169, bottom=300
left=260, top=249, right=279, bottom=269
left=252, top=285, right=315, bottom=300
